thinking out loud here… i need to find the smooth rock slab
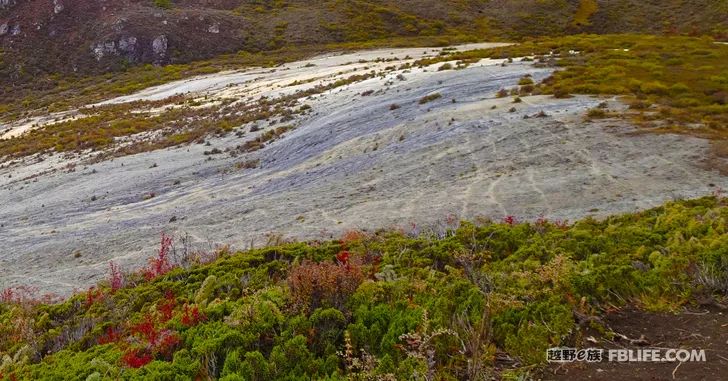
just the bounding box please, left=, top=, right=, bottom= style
left=0, top=45, right=725, bottom=295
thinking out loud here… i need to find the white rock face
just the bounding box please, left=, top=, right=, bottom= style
left=118, top=36, right=137, bottom=53
left=1, top=43, right=726, bottom=295
left=9, top=23, right=20, bottom=36
left=91, top=36, right=139, bottom=61
left=0, top=23, right=8, bottom=36
left=92, top=41, right=117, bottom=60
left=0, top=0, right=16, bottom=9
left=208, top=23, right=220, bottom=34
left=152, top=35, right=168, bottom=60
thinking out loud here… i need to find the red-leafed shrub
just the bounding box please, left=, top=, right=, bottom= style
left=109, top=261, right=124, bottom=292
left=502, top=215, right=517, bottom=225
left=158, top=291, right=176, bottom=322
left=0, top=286, right=40, bottom=305
left=85, top=287, right=104, bottom=307
left=122, top=349, right=153, bottom=368
left=98, top=326, right=120, bottom=345
left=0, top=288, right=15, bottom=303
left=144, top=233, right=174, bottom=280
left=181, top=304, right=206, bottom=327
left=157, top=331, right=181, bottom=357
left=131, top=317, right=159, bottom=345
left=336, top=250, right=350, bottom=266
left=287, top=259, right=364, bottom=313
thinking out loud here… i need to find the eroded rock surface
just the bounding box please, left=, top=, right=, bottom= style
left=1, top=44, right=726, bottom=294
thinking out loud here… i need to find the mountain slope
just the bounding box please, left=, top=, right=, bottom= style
left=1, top=0, right=726, bottom=82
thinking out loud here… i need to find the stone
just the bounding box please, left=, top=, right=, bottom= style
left=118, top=36, right=137, bottom=53
left=152, top=35, right=168, bottom=60
left=0, top=0, right=16, bottom=9
left=53, top=0, right=63, bottom=14
left=92, top=41, right=117, bottom=61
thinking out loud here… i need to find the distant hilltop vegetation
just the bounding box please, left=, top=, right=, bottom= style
left=0, top=0, right=726, bottom=82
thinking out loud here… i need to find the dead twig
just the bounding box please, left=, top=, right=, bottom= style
left=672, top=360, right=682, bottom=379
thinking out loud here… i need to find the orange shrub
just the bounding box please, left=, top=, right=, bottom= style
left=287, top=259, right=364, bottom=313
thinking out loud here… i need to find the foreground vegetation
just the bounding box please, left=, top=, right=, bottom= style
left=1, top=196, right=727, bottom=380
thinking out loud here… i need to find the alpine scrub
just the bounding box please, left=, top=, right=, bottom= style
left=1, top=196, right=728, bottom=380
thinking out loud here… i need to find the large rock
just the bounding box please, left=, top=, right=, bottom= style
left=53, top=0, right=64, bottom=14
left=0, top=0, right=16, bottom=9
left=152, top=34, right=168, bottom=63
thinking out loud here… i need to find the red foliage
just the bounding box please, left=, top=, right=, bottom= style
left=0, top=286, right=40, bottom=305
left=98, top=326, right=120, bottom=345
left=109, top=261, right=124, bottom=292
left=157, top=331, right=181, bottom=357
left=144, top=233, right=174, bottom=280
left=85, top=287, right=104, bottom=307
left=131, top=317, right=160, bottom=345
left=158, top=291, right=176, bottom=322
left=502, top=215, right=517, bottom=225
left=122, top=349, right=153, bottom=368
left=336, top=250, right=350, bottom=266
left=181, top=304, right=206, bottom=327
left=0, top=288, right=15, bottom=303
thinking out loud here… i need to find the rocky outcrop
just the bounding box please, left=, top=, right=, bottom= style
left=0, top=0, right=726, bottom=85
left=53, top=0, right=64, bottom=14
left=92, top=36, right=139, bottom=62
left=152, top=34, right=168, bottom=63
left=0, top=0, right=17, bottom=9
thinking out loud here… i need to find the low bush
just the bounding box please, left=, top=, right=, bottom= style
left=419, top=93, right=442, bottom=104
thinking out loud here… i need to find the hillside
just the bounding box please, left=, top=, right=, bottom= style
left=1, top=196, right=727, bottom=380
left=1, top=0, right=727, bottom=118
left=1, top=2, right=728, bottom=379
left=2, top=37, right=727, bottom=296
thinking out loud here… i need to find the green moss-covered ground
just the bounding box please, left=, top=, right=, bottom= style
left=2, top=196, right=728, bottom=380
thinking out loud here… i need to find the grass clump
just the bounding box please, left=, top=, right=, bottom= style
left=419, top=93, right=442, bottom=104
left=153, top=0, right=172, bottom=9
left=587, top=108, right=608, bottom=118
left=438, top=63, right=454, bottom=71
left=518, top=76, right=534, bottom=86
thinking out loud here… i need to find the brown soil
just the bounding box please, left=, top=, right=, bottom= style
left=545, top=307, right=728, bottom=381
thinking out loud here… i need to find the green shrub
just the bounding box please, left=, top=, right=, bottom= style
left=153, top=0, right=172, bottom=9
left=419, top=93, right=442, bottom=104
